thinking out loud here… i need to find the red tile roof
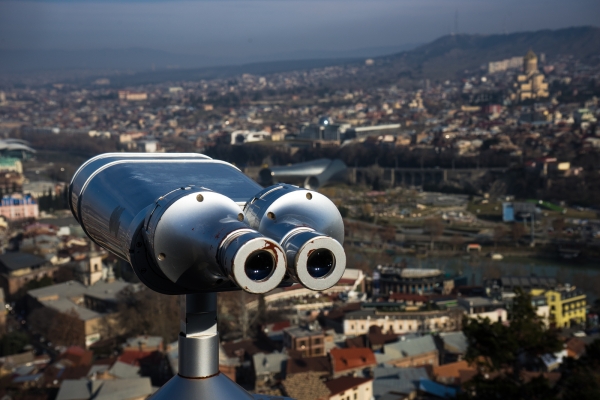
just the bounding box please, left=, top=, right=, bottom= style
left=59, top=346, right=93, bottom=367
left=330, top=348, right=376, bottom=373
left=433, top=360, right=477, bottom=385
left=117, top=350, right=161, bottom=366
left=270, top=321, right=291, bottom=332
left=566, top=337, right=586, bottom=359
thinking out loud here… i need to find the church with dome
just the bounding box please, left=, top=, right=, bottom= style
left=511, top=50, right=549, bottom=102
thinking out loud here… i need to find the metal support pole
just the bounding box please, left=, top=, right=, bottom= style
left=150, top=293, right=291, bottom=399
left=179, top=293, right=219, bottom=379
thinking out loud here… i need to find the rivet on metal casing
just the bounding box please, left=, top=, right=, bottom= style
left=158, top=253, right=166, bottom=260
left=238, top=213, right=244, bottom=221
left=196, top=194, right=204, bottom=202
left=267, top=212, right=276, bottom=220
left=306, top=193, right=313, bottom=200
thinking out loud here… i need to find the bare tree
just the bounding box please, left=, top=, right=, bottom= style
left=117, top=287, right=179, bottom=343
left=552, top=218, right=565, bottom=239
left=493, top=225, right=507, bottom=249
left=217, top=291, right=259, bottom=340
left=380, top=225, right=396, bottom=244
left=450, top=234, right=465, bottom=253
left=424, top=218, right=445, bottom=251
left=511, top=223, right=526, bottom=246
left=29, top=308, right=85, bottom=347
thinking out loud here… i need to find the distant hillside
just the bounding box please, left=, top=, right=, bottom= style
left=371, top=26, right=600, bottom=80
left=1, top=26, right=598, bottom=86
left=107, top=26, right=600, bottom=86
left=0, top=44, right=418, bottom=74
left=0, top=48, right=214, bottom=72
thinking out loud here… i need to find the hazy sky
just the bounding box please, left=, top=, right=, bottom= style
left=1, top=0, right=598, bottom=60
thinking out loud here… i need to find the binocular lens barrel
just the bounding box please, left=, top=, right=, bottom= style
left=70, top=154, right=346, bottom=295
left=306, top=249, right=335, bottom=278
left=217, top=229, right=286, bottom=294
left=245, top=250, right=275, bottom=281
left=244, top=184, right=346, bottom=291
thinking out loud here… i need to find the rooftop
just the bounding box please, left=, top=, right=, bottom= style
left=439, top=331, right=468, bottom=355
left=376, top=335, right=437, bottom=365
left=0, top=251, right=47, bottom=272
left=94, top=378, right=153, bottom=400
left=28, top=280, right=131, bottom=321
left=330, top=347, right=376, bottom=373
left=460, top=296, right=503, bottom=307
left=252, top=352, right=288, bottom=376
left=287, top=356, right=330, bottom=376
left=284, top=326, right=324, bottom=338
left=433, top=360, right=476, bottom=382
left=325, top=376, right=372, bottom=396
left=373, top=366, right=429, bottom=398
left=501, top=276, right=556, bottom=290
left=282, top=371, right=330, bottom=400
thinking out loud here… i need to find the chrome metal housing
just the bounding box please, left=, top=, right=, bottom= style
left=69, top=154, right=288, bottom=294
left=244, top=184, right=346, bottom=290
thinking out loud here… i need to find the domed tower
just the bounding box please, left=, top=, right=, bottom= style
left=524, top=49, right=538, bottom=75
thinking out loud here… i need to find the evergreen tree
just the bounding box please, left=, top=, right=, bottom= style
left=460, top=289, right=562, bottom=400
left=557, top=339, right=600, bottom=400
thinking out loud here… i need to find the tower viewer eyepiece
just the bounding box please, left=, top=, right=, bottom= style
left=244, top=184, right=346, bottom=291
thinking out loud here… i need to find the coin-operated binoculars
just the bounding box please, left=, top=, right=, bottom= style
left=69, top=153, right=346, bottom=399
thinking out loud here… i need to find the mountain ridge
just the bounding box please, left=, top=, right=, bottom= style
left=1, top=26, right=598, bottom=85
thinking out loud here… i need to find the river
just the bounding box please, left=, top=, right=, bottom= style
left=351, top=253, right=600, bottom=303
left=361, top=253, right=600, bottom=301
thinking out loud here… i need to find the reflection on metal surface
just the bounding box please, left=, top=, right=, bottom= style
left=69, top=154, right=291, bottom=295
left=244, top=184, right=346, bottom=291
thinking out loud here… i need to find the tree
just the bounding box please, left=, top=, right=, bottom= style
left=493, top=225, right=507, bottom=249
left=511, top=223, right=526, bottom=246
left=116, top=287, right=180, bottom=343
left=552, top=218, right=565, bottom=239
left=450, top=234, right=465, bottom=253
left=380, top=225, right=396, bottom=244
left=28, top=308, right=85, bottom=347
left=460, top=289, right=563, bottom=400
left=557, top=339, right=600, bottom=400
left=424, top=218, right=445, bottom=251
left=0, top=332, right=29, bottom=356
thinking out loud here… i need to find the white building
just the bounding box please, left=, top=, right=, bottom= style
left=326, top=377, right=373, bottom=400
left=230, top=130, right=271, bottom=145
left=342, top=309, right=459, bottom=336
left=458, top=297, right=508, bottom=323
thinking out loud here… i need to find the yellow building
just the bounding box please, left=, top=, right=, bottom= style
left=511, top=50, right=549, bottom=102
left=531, top=287, right=587, bottom=328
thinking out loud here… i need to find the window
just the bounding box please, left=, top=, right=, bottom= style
left=313, top=338, right=321, bottom=345
left=354, top=394, right=357, bottom=400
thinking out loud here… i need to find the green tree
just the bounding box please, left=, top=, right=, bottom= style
left=460, top=289, right=562, bottom=400
left=0, top=332, right=29, bottom=356
left=558, top=339, right=600, bottom=400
